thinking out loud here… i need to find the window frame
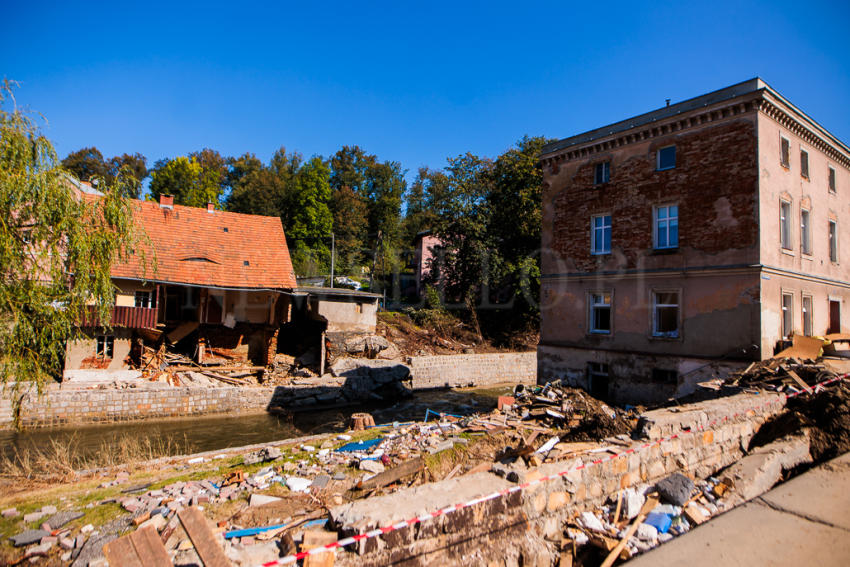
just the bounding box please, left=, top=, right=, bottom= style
left=800, top=207, right=812, bottom=256
left=780, top=135, right=791, bottom=168
left=594, top=161, right=611, bottom=185
left=134, top=290, right=155, bottom=309
left=800, top=148, right=809, bottom=179
left=802, top=294, right=813, bottom=337
left=780, top=199, right=792, bottom=250
left=590, top=213, right=612, bottom=256
left=96, top=335, right=115, bottom=359
left=653, top=204, right=679, bottom=250
left=828, top=166, right=837, bottom=194
left=651, top=368, right=678, bottom=385
left=588, top=291, right=613, bottom=335
left=782, top=292, right=794, bottom=338
left=829, top=219, right=838, bottom=263
left=651, top=289, right=681, bottom=339
left=656, top=145, right=676, bottom=171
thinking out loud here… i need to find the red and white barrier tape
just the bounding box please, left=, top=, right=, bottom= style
left=258, top=374, right=846, bottom=566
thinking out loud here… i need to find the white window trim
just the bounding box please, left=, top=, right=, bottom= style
left=780, top=199, right=792, bottom=250
left=591, top=214, right=612, bottom=255
left=651, top=289, right=681, bottom=339
left=800, top=207, right=812, bottom=256
left=594, top=161, right=610, bottom=185
left=829, top=219, right=839, bottom=263
left=802, top=294, right=813, bottom=337
left=656, top=145, right=676, bottom=171
left=653, top=204, right=679, bottom=250
left=588, top=291, right=612, bottom=335
left=781, top=291, right=794, bottom=339
left=780, top=135, right=791, bottom=168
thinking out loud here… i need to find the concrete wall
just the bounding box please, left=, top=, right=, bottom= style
left=309, top=297, right=378, bottom=333
left=408, top=352, right=537, bottom=389
left=64, top=328, right=134, bottom=372
left=332, top=391, right=785, bottom=567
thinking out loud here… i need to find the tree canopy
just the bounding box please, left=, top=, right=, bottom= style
left=1, top=80, right=141, bottom=391
left=62, top=147, right=147, bottom=199
left=148, top=154, right=222, bottom=208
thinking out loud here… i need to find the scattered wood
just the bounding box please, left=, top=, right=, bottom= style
left=599, top=495, right=659, bottom=567
left=302, top=529, right=338, bottom=567
left=177, top=506, right=230, bottom=567
left=358, top=457, right=424, bottom=491
left=104, top=525, right=170, bottom=567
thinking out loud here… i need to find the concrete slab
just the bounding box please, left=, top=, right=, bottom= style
left=760, top=452, right=850, bottom=531
left=628, top=453, right=850, bottom=567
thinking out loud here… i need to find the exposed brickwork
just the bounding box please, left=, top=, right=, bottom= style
left=549, top=118, right=759, bottom=273
left=408, top=352, right=537, bottom=389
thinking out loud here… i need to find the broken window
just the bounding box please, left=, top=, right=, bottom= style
left=802, top=295, right=813, bottom=337
left=801, top=208, right=811, bottom=255
left=589, top=292, right=612, bottom=334
left=828, top=166, right=836, bottom=193
left=652, top=291, right=679, bottom=338
left=591, top=214, right=611, bottom=255
left=587, top=362, right=609, bottom=400
left=780, top=200, right=792, bottom=250
left=654, top=205, right=679, bottom=249
left=829, top=220, right=838, bottom=262
left=780, top=136, right=790, bottom=168
left=651, top=368, right=678, bottom=384
left=800, top=149, right=809, bottom=179
left=96, top=335, right=115, bottom=359
left=782, top=293, right=794, bottom=338
left=134, top=290, right=154, bottom=308
left=594, top=161, right=610, bottom=184
left=657, top=146, right=676, bottom=170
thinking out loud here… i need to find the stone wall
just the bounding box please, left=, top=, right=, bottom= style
left=408, top=352, right=537, bottom=389
left=331, top=391, right=786, bottom=567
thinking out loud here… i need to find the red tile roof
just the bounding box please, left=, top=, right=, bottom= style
left=110, top=199, right=296, bottom=289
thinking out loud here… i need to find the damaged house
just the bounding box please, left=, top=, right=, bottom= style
left=538, top=78, right=850, bottom=403
left=64, top=195, right=297, bottom=380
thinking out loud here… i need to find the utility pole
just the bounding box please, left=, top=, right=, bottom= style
left=330, top=232, right=335, bottom=288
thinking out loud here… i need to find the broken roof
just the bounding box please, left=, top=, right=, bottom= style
left=111, top=199, right=296, bottom=290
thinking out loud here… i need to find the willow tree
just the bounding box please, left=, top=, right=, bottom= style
left=0, top=80, right=140, bottom=394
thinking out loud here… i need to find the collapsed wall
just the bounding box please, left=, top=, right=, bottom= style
left=329, top=391, right=786, bottom=567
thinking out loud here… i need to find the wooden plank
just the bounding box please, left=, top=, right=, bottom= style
left=358, top=457, right=423, bottom=491
left=178, top=506, right=230, bottom=567
left=128, top=525, right=172, bottom=567
left=103, top=535, right=145, bottom=567
left=785, top=368, right=813, bottom=394
left=599, top=496, right=659, bottom=567
left=302, top=530, right=337, bottom=567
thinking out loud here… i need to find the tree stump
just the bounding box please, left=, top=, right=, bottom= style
left=350, top=413, right=376, bottom=431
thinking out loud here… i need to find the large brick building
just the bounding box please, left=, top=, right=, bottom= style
left=537, top=78, right=850, bottom=402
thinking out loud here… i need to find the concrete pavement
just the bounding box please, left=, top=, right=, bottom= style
left=627, top=452, right=850, bottom=566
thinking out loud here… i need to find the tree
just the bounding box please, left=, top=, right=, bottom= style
left=225, top=152, right=284, bottom=217
left=402, top=167, right=447, bottom=244
left=148, top=155, right=223, bottom=208
left=62, top=146, right=108, bottom=183
left=0, top=80, right=140, bottom=393
left=286, top=156, right=333, bottom=275
left=107, top=152, right=147, bottom=199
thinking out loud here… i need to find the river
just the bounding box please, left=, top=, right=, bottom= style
left=0, top=387, right=513, bottom=463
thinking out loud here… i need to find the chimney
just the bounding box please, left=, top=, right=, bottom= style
left=207, top=202, right=215, bottom=213
left=159, top=194, right=174, bottom=209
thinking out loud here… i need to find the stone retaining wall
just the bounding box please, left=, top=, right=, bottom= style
left=331, top=391, right=786, bottom=567
left=408, top=352, right=537, bottom=389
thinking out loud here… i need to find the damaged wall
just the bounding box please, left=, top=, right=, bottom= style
left=64, top=328, right=135, bottom=372
left=307, top=296, right=378, bottom=333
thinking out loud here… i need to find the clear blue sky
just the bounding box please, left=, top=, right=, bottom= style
left=2, top=0, right=849, bottom=181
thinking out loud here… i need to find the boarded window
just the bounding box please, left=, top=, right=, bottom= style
left=652, top=291, right=679, bottom=338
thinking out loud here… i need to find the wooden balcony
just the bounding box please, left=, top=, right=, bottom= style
left=82, top=306, right=158, bottom=329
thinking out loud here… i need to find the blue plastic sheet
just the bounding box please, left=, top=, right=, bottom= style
left=336, top=437, right=384, bottom=453
left=644, top=512, right=672, bottom=534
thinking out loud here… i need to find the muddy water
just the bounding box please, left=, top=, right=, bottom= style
left=0, top=387, right=514, bottom=463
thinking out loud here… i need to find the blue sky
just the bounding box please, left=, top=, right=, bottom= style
left=2, top=1, right=849, bottom=181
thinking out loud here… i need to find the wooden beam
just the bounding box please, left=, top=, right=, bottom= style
left=178, top=506, right=231, bottom=567
left=357, top=457, right=424, bottom=491
left=599, top=496, right=659, bottom=567
left=129, top=526, right=171, bottom=567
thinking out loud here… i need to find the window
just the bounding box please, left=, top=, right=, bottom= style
left=654, top=205, right=679, bottom=249
left=829, top=166, right=837, bottom=193
left=594, top=162, right=610, bottom=184
left=801, top=209, right=811, bottom=255
left=134, top=290, right=154, bottom=308
left=800, top=149, right=809, bottom=179
left=802, top=295, right=813, bottom=337
left=652, top=291, right=680, bottom=338
left=589, top=292, right=612, bottom=334
left=782, top=293, right=794, bottom=338
left=96, top=335, right=115, bottom=359
left=780, top=136, right=790, bottom=168
left=587, top=362, right=609, bottom=400
left=651, top=368, right=678, bottom=385
left=780, top=200, right=792, bottom=250
left=591, top=214, right=612, bottom=255
left=829, top=220, right=838, bottom=262
left=657, top=146, right=676, bottom=170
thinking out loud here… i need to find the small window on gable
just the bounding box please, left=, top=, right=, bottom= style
left=829, top=166, right=837, bottom=193
left=780, top=136, right=790, bottom=168
left=594, top=162, right=610, bottom=184
left=657, top=146, right=676, bottom=171
left=800, top=149, right=809, bottom=179
left=96, top=335, right=115, bottom=359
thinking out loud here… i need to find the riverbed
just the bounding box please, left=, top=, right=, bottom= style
left=0, top=386, right=513, bottom=463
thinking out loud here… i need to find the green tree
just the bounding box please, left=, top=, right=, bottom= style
left=62, top=146, right=108, bottom=183
left=225, top=152, right=284, bottom=217
left=107, top=152, right=147, bottom=199
left=148, top=155, right=222, bottom=208
left=286, top=156, right=333, bottom=276
left=402, top=167, right=447, bottom=244
left=0, top=80, right=141, bottom=393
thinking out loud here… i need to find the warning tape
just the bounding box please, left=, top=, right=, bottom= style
left=257, top=374, right=846, bottom=566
